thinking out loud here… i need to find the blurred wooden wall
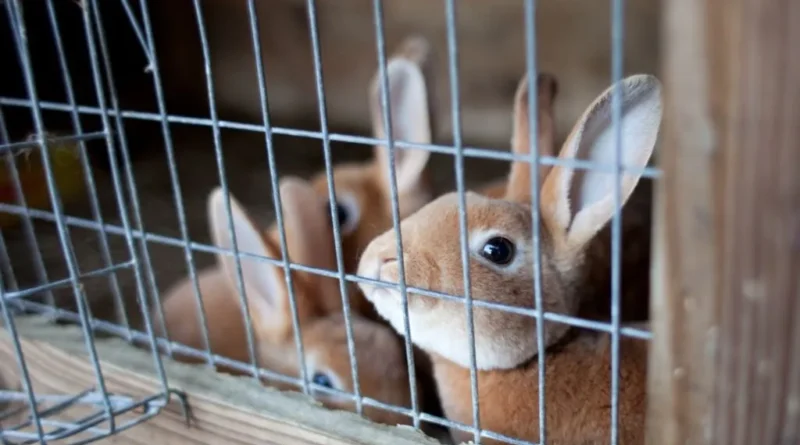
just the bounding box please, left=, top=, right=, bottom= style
left=151, top=0, right=661, bottom=148
left=1, top=0, right=661, bottom=150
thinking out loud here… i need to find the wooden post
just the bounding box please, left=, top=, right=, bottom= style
left=647, top=0, right=800, bottom=444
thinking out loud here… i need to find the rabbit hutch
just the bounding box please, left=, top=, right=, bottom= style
left=0, top=0, right=798, bottom=444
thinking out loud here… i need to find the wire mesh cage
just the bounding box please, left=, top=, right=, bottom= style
left=1, top=0, right=672, bottom=444
left=0, top=0, right=190, bottom=443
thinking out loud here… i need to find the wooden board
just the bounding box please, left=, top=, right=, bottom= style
left=0, top=316, right=441, bottom=445
left=646, top=0, right=800, bottom=444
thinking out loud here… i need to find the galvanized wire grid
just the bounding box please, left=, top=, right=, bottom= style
left=0, top=1, right=656, bottom=445
left=1, top=0, right=178, bottom=442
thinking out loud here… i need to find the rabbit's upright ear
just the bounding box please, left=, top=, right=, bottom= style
left=504, top=72, right=559, bottom=203
left=208, top=187, right=288, bottom=340
left=540, top=74, right=662, bottom=253
left=370, top=39, right=433, bottom=199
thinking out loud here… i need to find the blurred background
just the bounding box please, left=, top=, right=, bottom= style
left=0, top=0, right=660, bottom=328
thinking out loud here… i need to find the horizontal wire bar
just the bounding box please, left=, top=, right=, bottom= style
left=0, top=97, right=662, bottom=178
left=2, top=261, right=135, bottom=301
left=0, top=202, right=653, bottom=341
left=0, top=391, right=133, bottom=411
left=39, top=418, right=109, bottom=438
left=416, top=412, right=538, bottom=445
left=0, top=131, right=108, bottom=154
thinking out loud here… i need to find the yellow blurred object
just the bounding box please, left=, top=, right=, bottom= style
left=0, top=134, right=87, bottom=229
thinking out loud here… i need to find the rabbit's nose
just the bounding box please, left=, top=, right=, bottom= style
left=377, top=256, right=397, bottom=278
left=357, top=253, right=386, bottom=281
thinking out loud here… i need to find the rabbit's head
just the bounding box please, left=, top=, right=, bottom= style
left=310, top=36, right=435, bottom=280
left=206, top=178, right=415, bottom=425
left=357, top=73, right=662, bottom=371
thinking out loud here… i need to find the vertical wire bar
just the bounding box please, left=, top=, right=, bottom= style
left=117, top=0, right=153, bottom=63
left=7, top=0, right=117, bottom=431
left=0, top=285, right=46, bottom=442
left=89, top=0, right=170, bottom=362
left=0, top=106, right=55, bottom=309
left=444, top=0, right=481, bottom=441
left=371, top=0, right=419, bottom=426
left=190, top=0, right=262, bottom=381
left=304, top=0, right=360, bottom=403
left=245, top=0, right=314, bottom=395
left=137, top=0, right=214, bottom=366
left=44, top=0, right=130, bottom=334
left=83, top=0, right=171, bottom=396
left=523, top=1, right=547, bottom=443
left=609, top=0, right=625, bottom=443
left=0, top=231, right=18, bottom=292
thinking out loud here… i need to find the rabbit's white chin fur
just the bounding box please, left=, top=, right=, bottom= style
left=357, top=260, right=539, bottom=370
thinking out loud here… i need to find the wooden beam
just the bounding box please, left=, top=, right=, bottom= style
left=0, top=316, right=440, bottom=445
left=647, top=0, right=800, bottom=444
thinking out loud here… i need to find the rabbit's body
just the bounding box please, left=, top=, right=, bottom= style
left=432, top=331, right=648, bottom=445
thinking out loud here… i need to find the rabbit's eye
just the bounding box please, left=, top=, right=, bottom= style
left=325, top=195, right=360, bottom=235
left=312, top=372, right=334, bottom=389
left=480, top=237, right=515, bottom=265
left=334, top=202, right=350, bottom=227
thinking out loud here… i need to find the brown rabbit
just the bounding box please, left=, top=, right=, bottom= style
left=356, top=73, right=662, bottom=442
left=308, top=36, right=436, bottom=321
left=156, top=177, right=415, bottom=427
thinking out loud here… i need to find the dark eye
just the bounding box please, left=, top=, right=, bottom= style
left=312, top=372, right=334, bottom=389
left=480, top=237, right=515, bottom=266
left=335, top=202, right=349, bottom=226
left=326, top=200, right=349, bottom=227
left=324, top=195, right=360, bottom=235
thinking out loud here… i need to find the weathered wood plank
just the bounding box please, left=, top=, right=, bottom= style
left=647, top=0, right=800, bottom=444
left=0, top=317, right=439, bottom=445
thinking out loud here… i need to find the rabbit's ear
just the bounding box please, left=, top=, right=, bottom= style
left=505, top=72, right=559, bottom=203
left=371, top=55, right=432, bottom=198
left=540, top=74, right=662, bottom=252
left=278, top=176, right=340, bottom=304
left=208, top=187, right=289, bottom=338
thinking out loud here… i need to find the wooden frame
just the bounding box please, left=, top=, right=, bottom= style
left=0, top=317, right=438, bottom=445
left=647, top=0, right=800, bottom=444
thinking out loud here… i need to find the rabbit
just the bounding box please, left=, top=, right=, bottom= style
left=355, top=73, right=662, bottom=443
left=155, top=177, right=416, bottom=427
left=307, top=35, right=436, bottom=321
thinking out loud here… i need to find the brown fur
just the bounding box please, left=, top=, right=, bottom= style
left=356, top=73, right=662, bottom=441
left=433, top=331, right=649, bottom=445
left=154, top=178, right=415, bottom=427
